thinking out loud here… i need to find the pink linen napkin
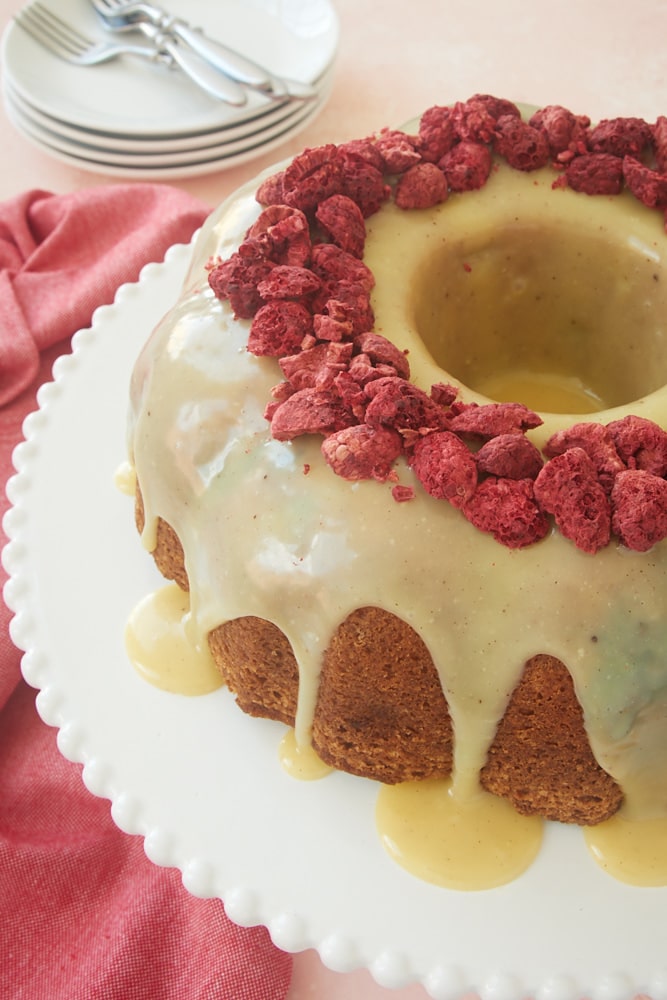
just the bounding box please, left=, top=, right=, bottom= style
left=0, top=186, right=293, bottom=1000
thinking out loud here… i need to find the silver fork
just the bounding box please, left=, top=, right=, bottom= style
left=13, top=2, right=169, bottom=66
left=91, top=0, right=274, bottom=88
left=13, top=2, right=248, bottom=104
left=90, top=0, right=318, bottom=102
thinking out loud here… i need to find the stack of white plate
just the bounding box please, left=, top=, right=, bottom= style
left=1, top=0, right=338, bottom=178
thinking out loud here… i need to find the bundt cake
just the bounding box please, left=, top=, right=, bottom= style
left=126, top=96, right=667, bottom=888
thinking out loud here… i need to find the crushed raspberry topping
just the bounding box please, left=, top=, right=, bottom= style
left=207, top=95, right=667, bottom=554
left=533, top=448, right=612, bottom=554
left=411, top=431, right=478, bottom=507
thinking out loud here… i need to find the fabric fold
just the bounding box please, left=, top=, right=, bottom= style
left=0, top=184, right=293, bottom=1000
left=0, top=185, right=208, bottom=406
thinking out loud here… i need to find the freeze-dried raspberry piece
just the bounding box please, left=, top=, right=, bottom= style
left=623, top=156, right=667, bottom=208
left=246, top=205, right=311, bottom=266
left=469, top=94, right=521, bottom=121
left=370, top=359, right=398, bottom=387
left=255, top=170, right=285, bottom=206
left=325, top=340, right=354, bottom=366
left=528, top=105, right=590, bottom=159
left=310, top=243, right=375, bottom=292
left=321, top=423, right=403, bottom=481
left=374, top=129, right=422, bottom=173
left=563, top=153, right=624, bottom=195
left=279, top=342, right=352, bottom=390
left=543, top=421, right=625, bottom=490
left=339, top=156, right=391, bottom=218
left=587, top=117, right=653, bottom=158
left=534, top=448, right=611, bottom=553
left=283, top=142, right=339, bottom=182
left=411, top=431, right=478, bottom=507
left=611, top=469, right=667, bottom=551
left=282, top=144, right=344, bottom=214
left=314, top=282, right=375, bottom=336
left=264, top=380, right=297, bottom=420
left=494, top=115, right=550, bottom=171
left=463, top=477, right=549, bottom=548
left=607, top=414, right=667, bottom=476
left=332, top=369, right=368, bottom=419
left=208, top=246, right=274, bottom=319
left=364, top=377, right=451, bottom=438
left=337, top=143, right=391, bottom=217
left=654, top=116, right=667, bottom=173
left=476, top=434, right=544, bottom=480
left=347, top=355, right=383, bottom=386
left=248, top=300, right=314, bottom=356
left=430, top=382, right=460, bottom=407
left=270, top=387, right=355, bottom=440
left=395, top=162, right=449, bottom=210
left=452, top=100, right=495, bottom=143
left=313, top=312, right=354, bottom=342
left=315, top=194, right=367, bottom=257
left=392, top=484, right=416, bottom=502
left=451, top=96, right=508, bottom=143
left=355, top=332, right=410, bottom=379
left=268, top=378, right=296, bottom=403
left=256, top=265, right=322, bottom=302
left=337, top=138, right=386, bottom=173
left=449, top=401, right=542, bottom=438
left=417, top=105, right=458, bottom=163
left=439, top=141, right=492, bottom=191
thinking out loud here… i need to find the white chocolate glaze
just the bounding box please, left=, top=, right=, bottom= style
left=376, top=778, right=543, bottom=890
left=279, top=728, right=334, bottom=780
left=584, top=811, right=667, bottom=885
left=127, top=148, right=667, bottom=887
left=125, top=583, right=222, bottom=696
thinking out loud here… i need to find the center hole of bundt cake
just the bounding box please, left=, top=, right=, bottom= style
left=412, top=222, right=667, bottom=414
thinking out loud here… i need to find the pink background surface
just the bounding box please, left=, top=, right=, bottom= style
left=1, top=0, right=666, bottom=996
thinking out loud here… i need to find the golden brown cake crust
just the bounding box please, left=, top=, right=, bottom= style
left=312, top=607, right=453, bottom=784
left=135, top=490, right=188, bottom=591
left=211, top=606, right=453, bottom=784
left=480, top=654, right=623, bottom=825
left=139, top=493, right=623, bottom=824
left=208, top=617, right=299, bottom=726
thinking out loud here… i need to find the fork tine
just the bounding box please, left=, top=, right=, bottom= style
left=13, top=0, right=246, bottom=101
left=14, top=9, right=71, bottom=60
left=31, top=4, right=93, bottom=47
left=15, top=3, right=93, bottom=58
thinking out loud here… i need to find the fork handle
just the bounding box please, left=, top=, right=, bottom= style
left=165, top=18, right=274, bottom=90
left=151, top=30, right=248, bottom=105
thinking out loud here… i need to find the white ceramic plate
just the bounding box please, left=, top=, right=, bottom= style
left=4, top=241, right=667, bottom=1000
left=3, top=63, right=334, bottom=154
left=1, top=0, right=338, bottom=136
left=3, top=81, right=329, bottom=176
